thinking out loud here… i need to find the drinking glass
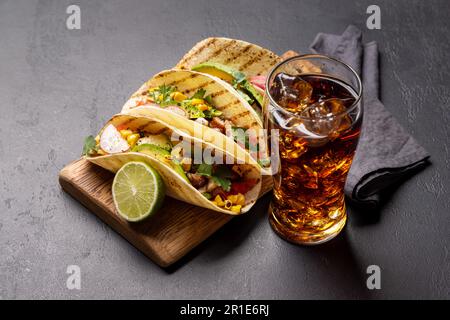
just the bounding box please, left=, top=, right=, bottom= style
left=263, top=55, right=363, bottom=245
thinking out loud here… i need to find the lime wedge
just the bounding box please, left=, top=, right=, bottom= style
left=112, top=161, right=165, bottom=222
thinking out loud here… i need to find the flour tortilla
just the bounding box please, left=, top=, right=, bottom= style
left=86, top=114, right=262, bottom=215
left=175, top=37, right=282, bottom=77
left=121, top=69, right=267, bottom=169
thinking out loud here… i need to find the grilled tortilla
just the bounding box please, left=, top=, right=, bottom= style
left=175, top=37, right=281, bottom=120
left=85, top=114, right=262, bottom=215
left=121, top=69, right=269, bottom=169
left=176, top=37, right=281, bottom=77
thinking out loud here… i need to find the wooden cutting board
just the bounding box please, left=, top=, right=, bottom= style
left=59, top=158, right=273, bottom=267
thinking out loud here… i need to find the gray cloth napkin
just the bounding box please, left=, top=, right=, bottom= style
left=310, top=25, right=430, bottom=207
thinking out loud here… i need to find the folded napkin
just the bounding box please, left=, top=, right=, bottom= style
left=310, top=25, right=430, bottom=207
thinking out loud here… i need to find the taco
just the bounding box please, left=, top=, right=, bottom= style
left=83, top=114, right=262, bottom=215
left=121, top=69, right=270, bottom=168
left=175, top=37, right=282, bottom=114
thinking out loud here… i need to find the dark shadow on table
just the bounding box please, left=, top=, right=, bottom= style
left=289, top=228, right=373, bottom=299
left=168, top=197, right=374, bottom=298
left=348, top=160, right=431, bottom=226
left=164, top=193, right=272, bottom=273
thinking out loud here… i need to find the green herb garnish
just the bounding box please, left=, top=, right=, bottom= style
left=213, top=165, right=234, bottom=179
left=197, top=163, right=213, bottom=176
left=82, top=135, right=98, bottom=156
left=148, top=84, right=177, bottom=107
left=230, top=126, right=259, bottom=151
left=195, top=163, right=232, bottom=192
left=202, top=192, right=212, bottom=200
left=191, top=89, right=206, bottom=100
left=204, top=95, right=214, bottom=105
left=212, top=176, right=231, bottom=192
left=181, top=102, right=205, bottom=119
left=203, top=108, right=223, bottom=118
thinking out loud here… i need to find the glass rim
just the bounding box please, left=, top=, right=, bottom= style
left=265, top=54, right=363, bottom=121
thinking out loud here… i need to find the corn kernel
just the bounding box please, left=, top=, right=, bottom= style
left=191, top=98, right=204, bottom=106
left=148, top=87, right=158, bottom=92
left=97, top=149, right=106, bottom=155
left=170, top=92, right=187, bottom=102
left=157, top=94, right=163, bottom=102
left=95, top=135, right=100, bottom=144
left=127, top=133, right=140, bottom=147
left=227, top=195, right=238, bottom=204
left=214, top=195, right=225, bottom=207
left=120, top=129, right=133, bottom=139
left=224, top=200, right=232, bottom=209
left=230, top=205, right=242, bottom=213
left=197, top=104, right=209, bottom=111
left=236, top=193, right=245, bottom=206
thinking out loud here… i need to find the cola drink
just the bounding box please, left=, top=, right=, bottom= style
left=267, top=70, right=362, bottom=245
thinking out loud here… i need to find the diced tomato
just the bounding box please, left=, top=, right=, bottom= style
left=249, top=76, right=267, bottom=91
left=116, top=124, right=128, bottom=131
left=135, top=100, right=146, bottom=107
left=229, top=179, right=259, bottom=195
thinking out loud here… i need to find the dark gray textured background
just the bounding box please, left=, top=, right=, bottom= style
left=1, top=0, right=449, bottom=299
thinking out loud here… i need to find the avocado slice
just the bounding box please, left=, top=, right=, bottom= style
left=136, top=134, right=172, bottom=151
left=132, top=143, right=169, bottom=155
left=132, top=143, right=190, bottom=184
left=192, top=62, right=245, bottom=83
left=192, top=62, right=264, bottom=107
left=241, top=81, right=264, bottom=107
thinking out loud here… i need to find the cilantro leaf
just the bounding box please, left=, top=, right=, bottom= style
left=183, top=103, right=205, bottom=119
left=195, top=163, right=233, bottom=192
left=149, top=84, right=177, bottom=107
left=230, top=127, right=259, bottom=151
left=204, top=95, right=214, bottom=105
left=196, top=163, right=233, bottom=192
left=214, top=165, right=234, bottom=179
left=197, top=163, right=212, bottom=176
left=191, top=89, right=206, bottom=100
left=202, top=192, right=212, bottom=200
left=212, top=176, right=231, bottom=192
left=213, top=165, right=233, bottom=192
left=203, top=108, right=223, bottom=118
left=82, top=135, right=98, bottom=156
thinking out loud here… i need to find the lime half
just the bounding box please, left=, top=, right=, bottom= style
left=112, top=161, right=165, bottom=222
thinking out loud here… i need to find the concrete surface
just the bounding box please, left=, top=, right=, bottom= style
left=0, top=0, right=449, bottom=299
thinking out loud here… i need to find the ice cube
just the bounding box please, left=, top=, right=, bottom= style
left=292, top=76, right=313, bottom=107
left=301, top=98, right=350, bottom=118
left=270, top=73, right=312, bottom=113
left=271, top=106, right=329, bottom=147
left=300, top=98, right=353, bottom=137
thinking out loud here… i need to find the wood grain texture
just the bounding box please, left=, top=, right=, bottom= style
left=59, top=158, right=273, bottom=267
